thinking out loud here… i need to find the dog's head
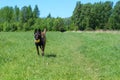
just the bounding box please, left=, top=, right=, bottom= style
left=34, top=29, right=41, bottom=43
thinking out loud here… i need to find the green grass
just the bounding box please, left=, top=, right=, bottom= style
left=0, top=31, right=120, bottom=80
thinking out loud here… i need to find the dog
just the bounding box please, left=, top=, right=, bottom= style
left=34, top=28, right=46, bottom=56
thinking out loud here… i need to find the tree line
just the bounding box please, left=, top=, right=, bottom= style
left=72, top=1, right=120, bottom=30
left=0, top=5, right=40, bottom=31
left=0, top=1, right=120, bottom=32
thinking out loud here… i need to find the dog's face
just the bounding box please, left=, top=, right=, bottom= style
left=34, top=29, right=41, bottom=41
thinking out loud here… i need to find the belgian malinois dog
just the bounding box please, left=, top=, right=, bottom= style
left=34, top=29, right=46, bottom=56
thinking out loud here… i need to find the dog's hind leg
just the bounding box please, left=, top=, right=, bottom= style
left=40, top=46, right=44, bottom=56
left=36, top=46, right=39, bottom=55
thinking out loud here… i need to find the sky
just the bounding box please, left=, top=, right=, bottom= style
left=0, top=0, right=119, bottom=18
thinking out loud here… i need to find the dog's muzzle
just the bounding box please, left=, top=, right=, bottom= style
left=35, top=39, right=40, bottom=43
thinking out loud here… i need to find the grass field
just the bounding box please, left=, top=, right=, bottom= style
left=0, top=31, right=120, bottom=80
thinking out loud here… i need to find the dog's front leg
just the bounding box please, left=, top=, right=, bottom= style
left=36, top=46, right=39, bottom=55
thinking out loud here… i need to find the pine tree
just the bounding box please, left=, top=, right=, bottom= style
left=72, top=1, right=83, bottom=30
left=33, top=5, right=40, bottom=18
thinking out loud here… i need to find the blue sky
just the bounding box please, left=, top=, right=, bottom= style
left=0, top=0, right=119, bottom=18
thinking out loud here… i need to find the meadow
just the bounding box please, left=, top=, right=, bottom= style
left=0, top=31, right=120, bottom=80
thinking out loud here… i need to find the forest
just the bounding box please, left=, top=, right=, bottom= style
left=0, top=1, right=120, bottom=31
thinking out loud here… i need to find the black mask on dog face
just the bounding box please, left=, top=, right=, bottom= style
left=34, top=29, right=41, bottom=40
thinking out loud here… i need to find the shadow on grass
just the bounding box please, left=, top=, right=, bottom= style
left=45, top=54, right=57, bottom=58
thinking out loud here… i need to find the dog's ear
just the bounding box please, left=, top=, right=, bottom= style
left=34, top=29, right=37, bottom=34
left=38, top=29, right=41, bottom=33
left=43, top=28, right=46, bottom=33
